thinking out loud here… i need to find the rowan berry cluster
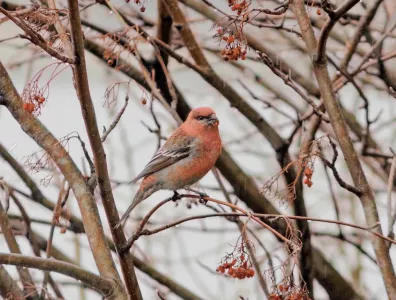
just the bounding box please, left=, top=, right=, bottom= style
left=269, top=291, right=310, bottom=300
left=269, top=292, right=309, bottom=300
left=103, top=48, right=119, bottom=66
left=213, top=0, right=250, bottom=61
left=269, top=284, right=311, bottom=300
left=216, top=257, right=255, bottom=279
left=228, top=0, right=250, bottom=16
left=216, top=28, right=247, bottom=61
left=23, top=94, right=46, bottom=114
left=216, top=244, right=255, bottom=280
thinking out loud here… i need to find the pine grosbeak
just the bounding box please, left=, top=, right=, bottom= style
left=116, top=107, right=222, bottom=227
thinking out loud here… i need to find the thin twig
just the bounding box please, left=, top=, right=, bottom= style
left=40, top=181, right=70, bottom=298
left=256, top=51, right=330, bottom=123
left=9, top=191, right=65, bottom=299
left=321, top=137, right=363, bottom=196
left=101, top=95, right=130, bottom=143
left=313, top=232, right=376, bottom=263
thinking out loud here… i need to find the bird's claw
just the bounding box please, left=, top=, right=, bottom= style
left=198, top=192, right=208, bottom=204
left=172, top=191, right=181, bottom=202
left=186, top=188, right=209, bottom=204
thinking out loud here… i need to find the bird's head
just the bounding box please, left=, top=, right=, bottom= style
left=186, top=107, right=219, bottom=130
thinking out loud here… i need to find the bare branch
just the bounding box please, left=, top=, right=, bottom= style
left=0, top=7, right=75, bottom=64
left=66, top=0, right=141, bottom=297
left=257, top=51, right=330, bottom=122
left=0, top=253, right=120, bottom=298
left=101, top=95, right=130, bottom=143
left=0, top=196, right=38, bottom=298
left=321, top=137, right=363, bottom=196
left=315, top=0, right=361, bottom=65
left=387, top=155, right=396, bottom=239
left=290, top=0, right=396, bottom=296
left=0, top=264, right=24, bottom=299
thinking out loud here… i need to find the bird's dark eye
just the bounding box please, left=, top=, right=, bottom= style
left=198, top=116, right=205, bottom=120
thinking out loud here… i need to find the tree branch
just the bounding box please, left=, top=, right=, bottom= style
left=257, top=51, right=330, bottom=122
left=387, top=155, right=396, bottom=239
left=101, top=95, right=129, bottom=143
left=66, top=0, right=141, bottom=298
left=0, top=197, right=38, bottom=298
left=315, top=0, right=361, bottom=65
left=0, top=253, right=120, bottom=298
left=290, top=0, right=396, bottom=297
left=0, top=264, right=24, bottom=299
left=0, top=142, right=84, bottom=233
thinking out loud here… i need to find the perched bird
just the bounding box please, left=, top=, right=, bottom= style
left=116, top=107, right=222, bottom=228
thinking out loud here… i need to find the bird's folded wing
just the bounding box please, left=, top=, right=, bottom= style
left=131, top=130, right=195, bottom=183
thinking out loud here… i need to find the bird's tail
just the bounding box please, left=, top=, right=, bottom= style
left=114, top=188, right=146, bottom=229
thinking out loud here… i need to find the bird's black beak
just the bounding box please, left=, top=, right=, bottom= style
left=208, top=115, right=219, bottom=125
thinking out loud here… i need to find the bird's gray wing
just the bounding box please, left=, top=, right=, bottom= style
left=131, top=129, right=195, bottom=183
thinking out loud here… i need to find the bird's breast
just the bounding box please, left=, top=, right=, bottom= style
left=162, top=136, right=221, bottom=189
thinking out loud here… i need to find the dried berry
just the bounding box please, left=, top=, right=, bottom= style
left=304, top=168, right=313, bottom=176
left=23, top=103, right=35, bottom=113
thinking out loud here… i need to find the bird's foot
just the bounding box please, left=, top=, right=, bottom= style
left=198, top=193, right=208, bottom=205
left=196, top=191, right=209, bottom=204
left=171, top=191, right=181, bottom=202
left=186, top=188, right=209, bottom=204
